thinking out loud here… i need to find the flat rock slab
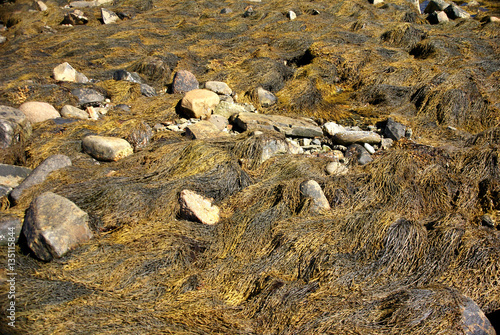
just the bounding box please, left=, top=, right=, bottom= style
left=208, top=115, right=229, bottom=131
left=9, top=154, right=72, bottom=205
left=180, top=89, right=220, bottom=119
left=0, top=216, right=22, bottom=246
left=300, top=180, right=331, bottom=213
left=19, top=102, right=60, bottom=124
left=185, top=120, right=227, bottom=139
left=22, top=192, right=92, bottom=261
left=205, top=81, right=232, bottom=96
left=82, top=135, right=133, bottom=161
left=179, top=189, right=220, bottom=225
left=233, top=112, right=323, bottom=138
left=332, top=130, right=382, bottom=145
left=0, top=164, right=32, bottom=188
left=71, top=88, right=105, bottom=106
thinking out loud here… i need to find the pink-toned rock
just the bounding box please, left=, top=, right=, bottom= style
left=172, top=70, right=199, bottom=93
left=19, top=102, right=60, bottom=124
left=179, top=189, right=220, bottom=225
left=185, top=120, right=227, bottom=139
left=180, top=89, right=220, bottom=119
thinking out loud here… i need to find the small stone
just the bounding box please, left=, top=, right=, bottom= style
left=9, top=155, right=72, bottom=205
left=323, top=122, right=346, bottom=137
left=299, top=138, right=312, bottom=146
left=140, top=83, right=156, bottom=97
left=381, top=138, right=394, bottom=150
left=19, top=101, right=60, bottom=124
left=384, top=118, right=406, bottom=141
left=61, top=9, right=88, bottom=25
left=346, top=144, right=373, bottom=165
left=220, top=8, right=232, bottom=14
left=60, top=105, right=89, bottom=120
left=115, top=104, right=130, bottom=112
left=332, top=145, right=347, bottom=151
left=204, top=81, right=232, bottom=96
left=480, top=214, right=496, bottom=228
left=326, top=161, right=349, bottom=176
left=312, top=138, right=322, bottom=146
left=364, top=143, right=376, bottom=154
left=179, top=189, right=219, bottom=225
left=424, top=0, right=450, bottom=13
left=287, top=11, right=297, bottom=20
left=82, top=135, right=133, bottom=161
left=69, top=1, right=95, bottom=8
left=113, top=70, right=141, bottom=83
left=488, top=16, right=500, bottom=23
left=208, top=115, right=229, bottom=131
left=36, top=1, right=48, bottom=11
left=101, top=8, right=120, bottom=24
left=405, top=128, right=413, bottom=139
left=0, top=164, right=32, bottom=189
left=427, top=11, right=449, bottom=24
left=255, top=87, right=277, bottom=107
left=166, top=125, right=180, bottom=132
left=369, top=0, right=383, bottom=4
left=243, top=6, right=255, bottom=17
left=306, top=9, right=320, bottom=15
left=180, top=89, right=220, bottom=119
left=71, top=88, right=105, bottom=106
left=86, top=107, right=99, bottom=120
left=185, top=120, right=226, bottom=139
left=300, top=180, right=331, bottom=213
left=0, top=216, right=22, bottom=246
left=172, top=70, right=199, bottom=94
left=0, top=36, right=5, bottom=44
left=332, top=131, right=382, bottom=145
left=22, top=192, right=92, bottom=261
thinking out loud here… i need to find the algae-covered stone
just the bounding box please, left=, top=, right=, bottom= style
left=82, top=135, right=133, bottom=161
left=179, top=190, right=220, bottom=225
left=19, top=101, right=60, bottom=124
left=180, top=89, right=220, bottom=119
left=22, top=192, right=92, bottom=261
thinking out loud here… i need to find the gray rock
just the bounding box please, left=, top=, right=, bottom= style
left=259, top=137, right=303, bottom=163
left=172, top=70, right=199, bottom=94
left=9, top=155, right=72, bottom=205
left=233, top=112, right=323, bottom=138
left=255, top=87, right=277, bottom=107
left=332, top=131, right=382, bottom=145
left=0, top=185, right=11, bottom=197
left=204, top=81, right=232, bottom=96
left=140, top=83, right=156, bottom=97
left=220, top=8, right=233, bottom=14
left=300, top=180, right=331, bottom=213
left=381, top=138, right=394, bottom=150
left=427, top=11, right=449, bottom=24
left=208, top=115, right=229, bottom=131
left=0, top=216, right=22, bottom=246
left=460, top=296, right=496, bottom=335
left=323, top=122, right=347, bottom=137
left=126, top=122, right=153, bottom=151
left=346, top=144, right=373, bottom=165
left=0, top=164, right=32, bottom=189
left=71, top=88, right=105, bottom=106
left=113, top=70, right=141, bottom=83
left=384, top=118, right=406, bottom=141
left=22, top=192, right=92, bottom=261
left=82, top=135, right=133, bottom=161
left=179, top=189, right=220, bottom=225
left=444, top=4, right=470, bottom=19
left=326, top=161, right=349, bottom=176
left=60, top=105, right=89, bottom=120
left=185, top=120, right=226, bottom=140
left=102, top=8, right=120, bottom=24
left=424, top=0, right=450, bottom=13
left=69, top=0, right=95, bottom=8
left=214, top=101, right=255, bottom=119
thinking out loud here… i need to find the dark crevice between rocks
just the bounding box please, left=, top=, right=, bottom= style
left=288, top=48, right=315, bottom=68
left=486, top=309, right=500, bottom=333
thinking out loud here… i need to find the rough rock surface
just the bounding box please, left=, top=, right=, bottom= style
left=179, top=189, right=220, bottom=225
left=60, top=105, right=89, bottom=120
left=18, top=102, right=60, bottom=124
left=300, top=180, right=331, bottom=213
left=332, top=131, right=382, bottom=145
left=180, top=89, right=220, bottom=119
left=172, top=70, right=199, bottom=94
left=0, top=105, right=32, bottom=148
left=102, top=8, right=120, bottom=24
left=82, top=135, right=133, bottom=161
left=0, top=164, right=31, bottom=188
left=22, top=192, right=92, bottom=261
left=346, top=144, right=373, bottom=165
left=384, top=118, right=406, bottom=141
left=204, top=81, right=232, bottom=96
left=71, top=88, right=105, bottom=106
left=185, top=120, right=226, bottom=139
left=460, top=297, right=495, bottom=335
left=0, top=216, right=22, bottom=246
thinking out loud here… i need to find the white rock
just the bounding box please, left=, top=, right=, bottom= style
left=179, top=190, right=220, bottom=225
left=364, top=143, right=376, bottom=154
left=53, top=62, right=77, bottom=82
left=60, top=105, right=89, bottom=119
left=204, top=81, right=232, bottom=96
left=101, top=8, right=119, bottom=24
left=323, top=122, right=346, bottom=137
left=288, top=11, right=297, bottom=20
left=37, top=1, right=48, bottom=11
left=326, top=161, right=349, bottom=176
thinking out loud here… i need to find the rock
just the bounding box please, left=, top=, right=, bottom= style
left=424, top=0, right=450, bottom=13
left=69, top=1, right=95, bottom=8
left=18, top=101, right=60, bottom=124
left=346, top=144, right=373, bottom=165
left=102, top=8, right=119, bottom=24
left=22, top=192, right=92, bottom=261
left=444, top=4, right=471, bottom=19
left=0, top=185, right=11, bottom=197
left=287, top=11, right=297, bottom=20
left=82, top=135, right=133, bottom=161
left=427, top=11, right=449, bottom=24
left=71, top=88, right=105, bottom=106
left=300, top=180, right=331, bottom=213
left=369, top=0, right=384, bottom=4
left=180, top=89, right=220, bottom=119
left=364, top=143, right=376, bottom=154
left=381, top=138, right=394, bottom=150
left=214, top=101, right=255, bottom=119
left=126, top=122, right=153, bottom=151
left=179, top=189, right=219, bottom=225
left=36, top=1, right=48, bottom=11
left=140, top=83, right=156, bottom=97
left=480, top=214, right=496, bottom=228
left=185, top=120, right=226, bottom=139
left=9, top=155, right=72, bottom=205
left=299, top=138, right=312, bottom=146
left=220, top=8, right=232, bottom=14
left=115, top=104, right=131, bottom=112
left=172, top=70, right=199, bottom=94
left=488, top=16, right=500, bottom=23
left=53, top=62, right=89, bottom=83
left=60, top=105, right=89, bottom=120
left=332, top=131, right=382, bottom=145
left=113, top=70, right=141, bottom=83
left=323, top=122, right=347, bottom=137
left=255, top=87, right=277, bottom=107
left=326, top=161, right=349, bottom=176
left=0, top=164, right=32, bottom=189
left=208, top=115, right=229, bottom=131
left=0, top=36, right=5, bottom=44
left=0, top=216, right=22, bottom=246
left=461, top=296, right=496, bottom=335
left=233, top=112, right=323, bottom=138
left=204, top=81, right=232, bottom=96
left=0, top=105, right=32, bottom=148
left=61, top=9, right=89, bottom=25
left=384, top=118, right=406, bottom=141
left=258, top=136, right=303, bottom=163
left=243, top=6, right=255, bottom=17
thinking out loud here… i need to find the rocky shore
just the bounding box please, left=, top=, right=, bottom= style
left=0, top=0, right=500, bottom=333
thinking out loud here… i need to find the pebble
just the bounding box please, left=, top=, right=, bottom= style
left=346, top=144, right=373, bottom=165
left=255, top=87, right=277, bottom=107
left=204, top=81, right=232, bottom=96
left=326, top=161, right=349, bottom=176
left=61, top=9, right=89, bottom=25
left=36, top=1, right=48, bottom=11
left=287, top=11, right=297, bottom=20
left=82, top=135, right=133, bottom=161
left=427, top=11, right=449, bottom=24
left=384, top=118, right=406, bottom=141
left=71, top=88, right=105, bottom=106
left=364, top=143, right=376, bottom=154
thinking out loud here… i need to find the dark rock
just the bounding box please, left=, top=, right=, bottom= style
left=384, top=118, right=406, bottom=141
left=424, top=0, right=450, bottom=13
left=300, top=180, right=331, bottom=213
left=444, top=4, right=471, bottom=19
left=305, top=9, right=320, bottom=15
left=131, top=55, right=178, bottom=88
left=61, top=9, right=89, bottom=25
left=22, top=192, right=92, bottom=261
left=71, top=88, right=106, bottom=106
left=172, top=70, right=199, bottom=94
left=0, top=216, right=22, bottom=246
left=460, top=296, right=496, bottom=335
left=0, top=164, right=31, bottom=189
left=480, top=214, right=495, bottom=228
left=126, top=122, right=153, bottom=151
left=346, top=144, right=373, bottom=165
left=140, top=83, right=156, bottom=97
left=243, top=6, right=254, bottom=18
left=427, top=11, right=449, bottom=24
left=220, top=8, right=232, bottom=14
left=113, top=70, right=142, bottom=83
left=9, top=155, right=72, bottom=205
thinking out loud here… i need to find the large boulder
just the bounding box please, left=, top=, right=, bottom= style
left=9, top=155, right=72, bottom=205
left=179, top=190, right=220, bottom=225
left=232, top=112, right=323, bottom=138
left=180, top=89, right=220, bottom=119
left=22, top=192, right=92, bottom=261
left=172, top=70, right=199, bottom=94
left=0, top=105, right=32, bottom=148
left=18, top=102, right=60, bottom=124
left=82, top=135, right=133, bottom=161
